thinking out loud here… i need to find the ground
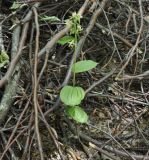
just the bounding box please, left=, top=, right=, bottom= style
left=0, top=0, right=149, bottom=159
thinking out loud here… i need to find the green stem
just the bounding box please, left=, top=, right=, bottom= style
left=72, top=32, right=78, bottom=87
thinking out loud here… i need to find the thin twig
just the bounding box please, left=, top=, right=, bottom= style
left=32, top=7, right=44, bottom=160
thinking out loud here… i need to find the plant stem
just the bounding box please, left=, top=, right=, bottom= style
left=72, top=33, right=78, bottom=86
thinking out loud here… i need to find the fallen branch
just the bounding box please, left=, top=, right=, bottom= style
left=0, top=25, right=21, bottom=123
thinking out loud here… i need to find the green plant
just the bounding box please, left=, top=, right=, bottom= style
left=59, top=12, right=97, bottom=123
left=10, top=1, right=27, bottom=10
left=0, top=51, right=9, bottom=68
left=40, top=15, right=61, bottom=23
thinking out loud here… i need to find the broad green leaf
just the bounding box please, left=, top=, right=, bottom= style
left=0, top=52, right=9, bottom=68
left=72, top=60, right=98, bottom=73
left=40, top=15, right=60, bottom=22
left=66, top=106, right=88, bottom=123
left=57, top=36, right=75, bottom=45
left=60, top=86, right=85, bottom=106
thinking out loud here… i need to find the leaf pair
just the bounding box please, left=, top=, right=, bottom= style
left=60, top=86, right=88, bottom=123
left=60, top=60, right=98, bottom=123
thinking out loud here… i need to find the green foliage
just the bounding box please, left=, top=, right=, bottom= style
left=10, top=2, right=22, bottom=10
left=0, top=52, right=9, bottom=68
left=72, top=60, right=98, bottom=73
left=59, top=12, right=97, bottom=124
left=58, top=12, right=82, bottom=48
left=66, top=106, right=88, bottom=123
left=60, top=86, right=85, bottom=106
left=58, top=36, right=75, bottom=45
left=66, top=12, right=82, bottom=35
left=40, top=15, right=60, bottom=23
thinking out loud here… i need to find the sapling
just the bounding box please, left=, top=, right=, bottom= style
left=58, top=12, right=98, bottom=123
